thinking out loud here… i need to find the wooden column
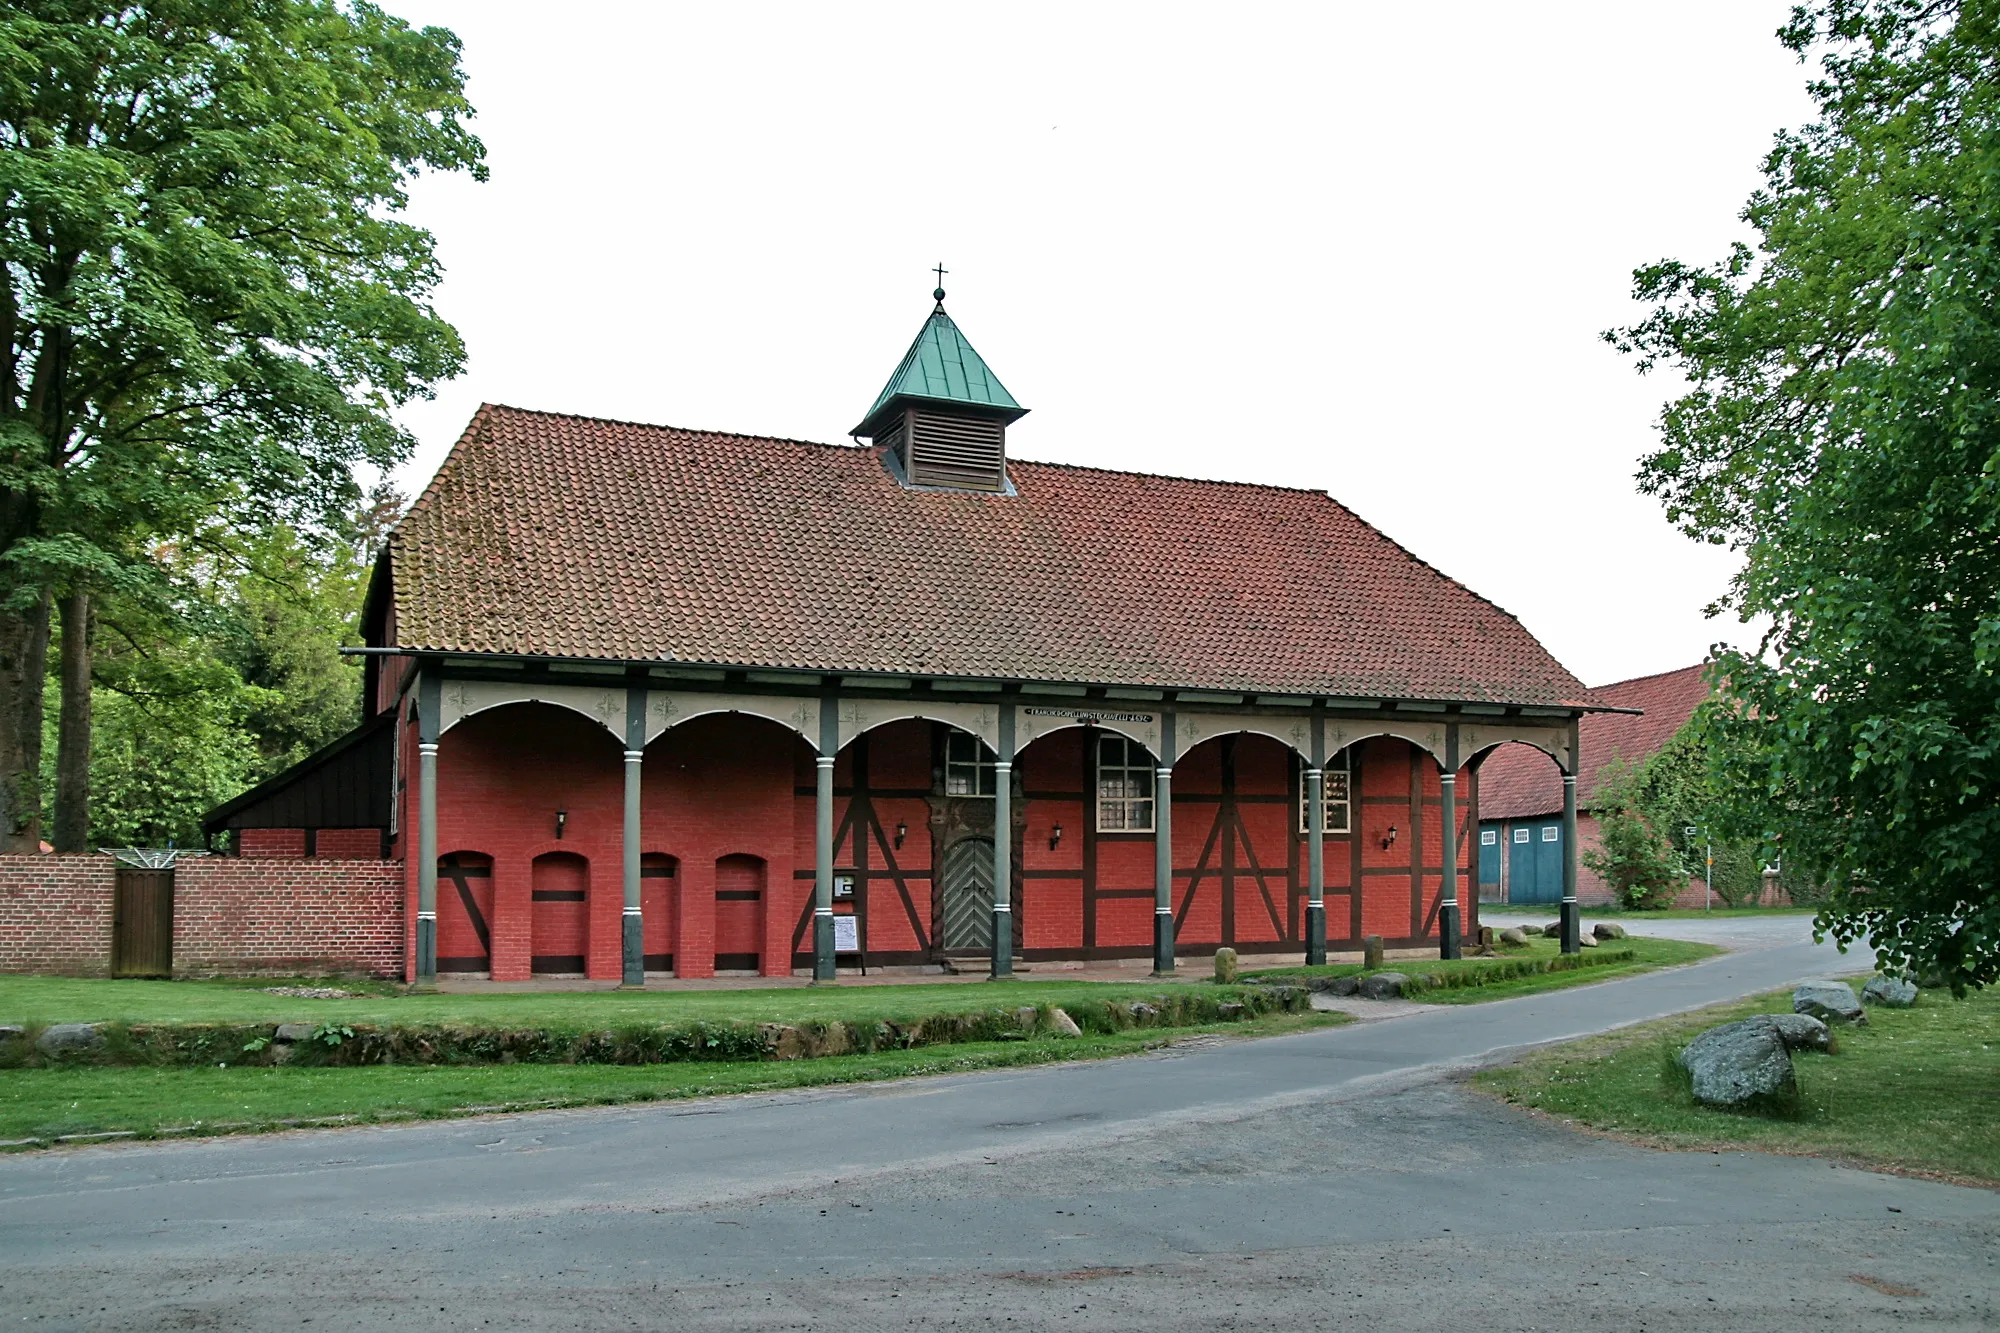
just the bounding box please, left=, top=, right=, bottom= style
left=415, top=671, right=440, bottom=985
left=1560, top=735, right=1581, bottom=954
left=621, top=686, right=645, bottom=987
left=1306, top=714, right=1326, bottom=966
left=813, top=697, right=838, bottom=982
left=1439, top=723, right=1461, bottom=959
left=990, top=704, right=1015, bottom=979
left=1153, top=712, right=1177, bottom=975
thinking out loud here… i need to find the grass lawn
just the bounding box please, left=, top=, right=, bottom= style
left=1482, top=904, right=1818, bottom=920
left=1472, top=984, right=2000, bottom=1184
left=0, top=1010, right=1345, bottom=1145
left=0, top=976, right=1249, bottom=1030
left=1247, top=935, right=1721, bottom=1002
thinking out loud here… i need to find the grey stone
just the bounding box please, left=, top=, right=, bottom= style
left=1861, top=976, right=1918, bottom=1008
left=1357, top=972, right=1408, bottom=1000
left=1128, top=1002, right=1160, bottom=1023
left=1497, top=927, right=1530, bottom=947
left=1213, top=947, right=1239, bottom=984
left=34, top=1023, right=104, bottom=1054
left=1678, top=1018, right=1797, bottom=1107
left=1322, top=975, right=1361, bottom=997
left=1793, top=979, right=1866, bottom=1025
left=1542, top=922, right=1564, bottom=938
left=1217, top=1002, right=1245, bottom=1020
left=1764, top=1013, right=1831, bottom=1053
left=0, top=1024, right=24, bottom=1040
left=273, top=1023, right=316, bottom=1044
left=1046, top=1008, right=1082, bottom=1038
left=1593, top=922, right=1627, bottom=940
left=1576, top=932, right=1599, bottom=948
left=1362, top=936, right=1384, bottom=969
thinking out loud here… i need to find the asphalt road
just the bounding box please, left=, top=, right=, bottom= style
left=2, top=923, right=1992, bottom=1331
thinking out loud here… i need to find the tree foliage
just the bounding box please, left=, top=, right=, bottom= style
left=1582, top=759, right=1687, bottom=911
left=1610, top=0, right=2000, bottom=988
left=0, top=1, right=483, bottom=846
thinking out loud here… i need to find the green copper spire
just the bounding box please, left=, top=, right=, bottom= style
left=852, top=286, right=1026, bottom=438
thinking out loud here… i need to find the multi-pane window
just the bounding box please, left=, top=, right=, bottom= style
left=945, top=731, right=997, bottom=796
left=1096, top=735, right=1155, bottom=831
left=1298, top=750, right=1352, bottom=834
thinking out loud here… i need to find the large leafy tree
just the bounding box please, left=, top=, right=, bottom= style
left=1611, top=0, right=1999, bottom=989
left=0, top=1, right=484, bottom=849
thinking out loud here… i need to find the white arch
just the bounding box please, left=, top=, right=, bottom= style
left=438, top=679, right=624, bottom=739
left=1016, top=705, right=1161, bottom=758
left=1325, top=719, right=1450, bottom=768
left=645, top=691, right=820, bottom=750
left=1174, top=711, right=1312, bottom=760
left=834, top=698, right=1000, bottom=752
left=1460, top=722, right=1574, bottom=774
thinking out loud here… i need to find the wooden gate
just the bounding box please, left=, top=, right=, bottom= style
left=937, top=837, right=994, bottom=952
left=112, top=867, right=174, bottom=978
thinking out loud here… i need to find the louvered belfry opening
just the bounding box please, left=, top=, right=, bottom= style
left=853, top=292, right=1027, bottom=494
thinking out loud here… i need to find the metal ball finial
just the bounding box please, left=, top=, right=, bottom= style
left=933, top=286, right=946, bottom=302
left=932, top=261, right=948, bottom=304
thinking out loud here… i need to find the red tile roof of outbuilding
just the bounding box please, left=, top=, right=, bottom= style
left=1476, top=662, right=1713, bottom=820
left=385, top=404, right=1604, bottom=707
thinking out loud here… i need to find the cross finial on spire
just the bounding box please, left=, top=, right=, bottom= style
left=932, top=262, right=948, bottom=304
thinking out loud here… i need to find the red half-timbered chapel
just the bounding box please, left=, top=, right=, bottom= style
left=207, top=288, right=1606, bottom=984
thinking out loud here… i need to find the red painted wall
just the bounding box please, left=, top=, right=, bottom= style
left=0, top=855, right=115, bottom=976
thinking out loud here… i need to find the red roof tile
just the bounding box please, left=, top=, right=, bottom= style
left=1476, top=662, right=1713, bottom=819
left=386, top=404, right=1603, bottom=706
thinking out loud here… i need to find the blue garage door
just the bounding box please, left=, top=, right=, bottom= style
left=1507, top=821, right=1564, bottom=904
left=1478, top=825, right=1502, bottom=898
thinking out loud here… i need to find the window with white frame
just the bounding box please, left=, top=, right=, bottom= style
left=1298, top=750, right=1352, bottom=834
left=1096, top=734, right=1154, bottom=831
left=944, top=731, right=997, bottom=796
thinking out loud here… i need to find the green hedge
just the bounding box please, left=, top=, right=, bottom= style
left=0, top=986, right=1307, bottom=1070
left=1396, top=948, right=1636, bottom=995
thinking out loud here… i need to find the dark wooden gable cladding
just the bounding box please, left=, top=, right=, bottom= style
left=901, top=405, right=1008, bottom=492
left=201, top=711, right=394, bottom=837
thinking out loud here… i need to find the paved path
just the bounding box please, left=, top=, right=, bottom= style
left=2, top=930, right=1990, bottom=1331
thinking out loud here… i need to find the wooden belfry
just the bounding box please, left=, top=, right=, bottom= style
left=852, top=269, right=1028, bottom=492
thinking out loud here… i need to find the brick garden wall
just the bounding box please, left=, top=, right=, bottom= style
left=0, top=855, right=116, bottom=976
left=0, top=854, right=404, bottom=979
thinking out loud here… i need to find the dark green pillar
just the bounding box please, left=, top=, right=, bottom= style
left=813, top=697, right=837, bottom=982
left=1560, top=719, right=1581, bottom=954
left=415, top=671, right=440, bottom=986
left=1152, top=712, right=1177, bottom=975
left=621, top=686, right=645, bottom=987
left=1438, top=724, right=1461, bottom=960
left=1305, top=713, right=1326, bottom=966
left=990, top=705, right=1015, bottom=979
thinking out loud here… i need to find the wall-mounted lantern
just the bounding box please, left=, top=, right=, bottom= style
left=555, top=809, right=568, bottom=840
left=895, top=820, right=908, bottom=850
left=1381, top=824, right=1398, bottom=851
left=1049, top=822, right=1064, bottom=852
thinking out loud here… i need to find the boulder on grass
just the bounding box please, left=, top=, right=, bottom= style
left=1357, top=971, right=1408, bottom=1000
left=1213, top=947, right=1239, bottom=984
left=1322, top=975, right=1361, bottom=997
left=1542, top=922, right=1564, bottom=938
left=1793, top=979, right=1866, bottom=1025
left=1764, top=1012, right=1832, bottom=1053
left=1576, top=932, right=1598, bottom=948
left=1593, top=922, right=1627, bottom=940
left=1678, top=1018, right=1798, bottom=1107
left=273, top=1023, right=315, bottom=1044
left=34, top=1023, right=103, bottom=1055
left=1498, top=927, right=1530, bottom=947
left=1861, top=976, right=1918, bottom=1008
left=1046, top=1007, right=1082, bottom=1038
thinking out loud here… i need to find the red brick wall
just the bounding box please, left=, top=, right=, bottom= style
left=241, top=828, right=306, bottom=858
left=173, top=858, right=404, bottom=978
left=0, top=854, right=402, bottom=978
left=0, top=855, right=115, bottom=976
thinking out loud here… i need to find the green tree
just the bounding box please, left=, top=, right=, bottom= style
left=1582, top=759, right=1687, bottom=911
left=0, top=1, right=484, bottom=849
left=1610, top=0, right=2000, bottom=988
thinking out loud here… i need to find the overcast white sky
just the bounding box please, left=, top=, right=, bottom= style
left=383, top=2, right=1815, bottom=690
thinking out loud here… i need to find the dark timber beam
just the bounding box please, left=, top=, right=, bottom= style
left=990, top=704, right=1015, bottom=979
left=1561, top=718, right=1581, bottom=954
left=1438, top=723, right=1462, bottom=960
left=1153, top=712, right=1177, bottom=975
left=621, top=687, right=645, bottom=987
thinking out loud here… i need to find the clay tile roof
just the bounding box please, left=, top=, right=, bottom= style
left=1476, top=662, right=1714, bottom=820
left=385, top=404, right=1603, bottom=707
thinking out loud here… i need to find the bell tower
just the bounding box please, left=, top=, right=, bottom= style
left=853, top=269, right=1027, bottom=492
